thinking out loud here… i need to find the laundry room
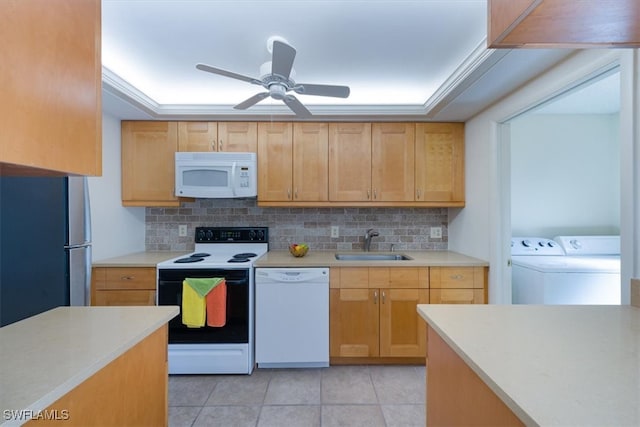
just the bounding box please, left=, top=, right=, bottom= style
left=509, top=71, right=621, bottom=305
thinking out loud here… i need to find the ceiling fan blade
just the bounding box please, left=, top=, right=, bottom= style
left=294, top=83, right=350, bottom=98
left=233, top=92, right=270, bottom=110
left=271, top=40, right=296, bottom=80
left=283, top=95, right=311, bottom=117
left=196, top=63, right=261, bottom=85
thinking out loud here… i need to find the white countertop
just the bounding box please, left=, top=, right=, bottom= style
left=92, top=251, right=188, bottom=267
left=417, top=304, right=640, bottom=426
left=0, top=306, right=179, bottom=426
left=254, top=250, right=488, bottom=268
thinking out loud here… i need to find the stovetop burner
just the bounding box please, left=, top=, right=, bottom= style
left=191, top=253, right=211, bottom=258
left=233, top=253, right=257, bottom=259
left=174, top=257, right=205, bottom=263
left=228, top=257, right=251, bottom=263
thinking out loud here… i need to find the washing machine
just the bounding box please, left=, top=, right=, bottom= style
left=511, top=236, right=620, bottom=305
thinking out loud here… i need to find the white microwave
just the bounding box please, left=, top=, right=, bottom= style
left=175, top=152, right=257, bottom=198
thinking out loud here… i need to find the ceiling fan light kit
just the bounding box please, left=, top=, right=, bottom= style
left=196, top=37, right=350, bottom=116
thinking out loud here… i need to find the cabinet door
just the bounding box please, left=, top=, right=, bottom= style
left=330, top=288, right=379, bottom=357
left=0, top=0, right=101, bottom=176
left=257, top=122, right=293, bottom=201
left=121, top=121, right=179, bottom=206
left=415, top=123, right=464, bottom=202
left=218, top=122, right=257, bottom=152
left=329, top=123, right=372, bottom=201
left=379, top=288, right=428, bottom=357
left=177, top=122, right=217, bottom=152
left=293, top=123, right=329, bottom=201
left=372, top=123, right=415, bottom=201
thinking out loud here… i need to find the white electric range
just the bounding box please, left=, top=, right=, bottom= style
left=157, top=226, right=268, bottom=374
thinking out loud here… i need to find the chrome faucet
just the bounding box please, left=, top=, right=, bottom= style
left=363, top=229, right=379, bottom=252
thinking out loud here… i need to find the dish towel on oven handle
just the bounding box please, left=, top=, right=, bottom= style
left=181, top=278, right=226, bottom=328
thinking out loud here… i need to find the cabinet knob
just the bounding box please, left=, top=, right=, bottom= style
left=381, top=290, right=386, bottom=303
left=367, top=189, right=371, bottom=200
left=294, top=188, right=298, bottom=199
left=212, top=140, right=216, bottom=150
left=287, top=189, right=291, bottom=200
left=374, top=290, right=378, bottom=304
left=373, top=189, right=377, bottom=200
left=219, top=139, right=223, bottom=150
left=450, top=274, right=464, bottom=280
left=416, top=189, right=421, bottom=199
left=121, top=276, right=134, bottom=281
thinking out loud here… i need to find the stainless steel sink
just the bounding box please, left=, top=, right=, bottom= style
left=334, top=253, right=413, bottom=261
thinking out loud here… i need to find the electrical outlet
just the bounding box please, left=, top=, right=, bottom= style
left=178, top=224, right=188, bottom=237
left=430, top=226, right=442, bottom=239
left=331, top=226, right=340, bottom=238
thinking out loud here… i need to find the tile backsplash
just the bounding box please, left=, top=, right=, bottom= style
left=146, top=199, right=448, bottom=252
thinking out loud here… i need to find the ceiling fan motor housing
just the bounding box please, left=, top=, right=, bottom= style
left=269, top=83, right=287, bottom=100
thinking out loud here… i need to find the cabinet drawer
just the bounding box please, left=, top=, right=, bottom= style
left=430, top=267, right=484, bottom=289
left=330, top=268, right=369, bottom=288
left=94, top=267, right=156, bottom=290
left=94, top=290, right=156, bottom=306
left=430, top=289, right=484, bottom=304
left=370, top=267, right=428, bottom=289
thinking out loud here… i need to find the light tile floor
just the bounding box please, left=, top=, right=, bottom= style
left=169, top=365, right=425, bottom=426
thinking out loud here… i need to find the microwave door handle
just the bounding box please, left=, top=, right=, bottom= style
left=230, top=162, right=237, bottom=197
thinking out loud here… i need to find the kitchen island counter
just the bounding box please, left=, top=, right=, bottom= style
left=254, top=250, right=487, bottom=268
left=417, top=304, right=640, bottom=426
left=0, top=306, right=178, bottom=426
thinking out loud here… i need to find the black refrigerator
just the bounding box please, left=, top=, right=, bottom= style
left=0, top=176, right=92, bottom=326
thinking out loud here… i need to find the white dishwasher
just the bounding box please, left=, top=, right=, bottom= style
left=255, top=268, right=329, bottom=368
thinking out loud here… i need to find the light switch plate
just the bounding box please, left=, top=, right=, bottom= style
left=430, top=226, right=442, bottom=239
left=331, top=226, right=339, bottom=238
left=178, top=224, right=188, bottom=237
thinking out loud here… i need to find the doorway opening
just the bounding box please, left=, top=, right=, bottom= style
left=504, top=69, right=621, bottom=304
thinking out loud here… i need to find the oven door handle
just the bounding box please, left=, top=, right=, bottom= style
left=224, top=279, right=248, bottom=286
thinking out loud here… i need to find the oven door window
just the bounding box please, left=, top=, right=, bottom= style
left=158, top=269, right=249, bottom=344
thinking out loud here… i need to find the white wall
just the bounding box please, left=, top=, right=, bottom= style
left=449, top=49, right=638, bottom=305
left=510, top=113, right=620, bottom=237
left=87, top=113, right=145, bottom=261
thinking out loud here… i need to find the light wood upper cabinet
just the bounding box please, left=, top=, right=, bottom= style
left=258, top=122, right=328, bottom=202
left=258, top=122, right=293, bottom=201
left=178, top=122, right=217, bottom=152
left=218, top=122, right=258, bottom=152
left=415, top=123, right=464, bottom=203
left=329, top=123, right=372, bottom=201
left=177, top=122, right=257, bottom=152
left=372, top=123, right=415, bottom=201
left=293, top=123, right=329, bottom=201
left=121, top=121, right=179, bottom=207
left=0, top=0, right=101, bottom=176
left=488, top=0, right=640, bottom=48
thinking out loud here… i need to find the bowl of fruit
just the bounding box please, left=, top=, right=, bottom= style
left=289, top=243, right=309, bottom=257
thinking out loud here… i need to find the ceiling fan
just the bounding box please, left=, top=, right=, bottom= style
left=196, top=37, right=350, bottom=117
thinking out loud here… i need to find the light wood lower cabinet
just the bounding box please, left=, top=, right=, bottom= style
left=92, top=267, right=156, bottom=306
left=330, top=267, right=429, bottom=362
left=429, top=266, right=487, bottom=304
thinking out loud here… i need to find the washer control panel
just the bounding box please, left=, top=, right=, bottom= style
left=511, top=237, right=565, bottom=256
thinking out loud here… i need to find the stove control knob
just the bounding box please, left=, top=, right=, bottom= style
left=196, top=229, right=205, bottom=241
left=522, top=239, right=532, bottom=247
left=257, top=230, right=265, bottom=241
left=206, top=229, right=214, bottom=241
left=249, top=230, right=256, bottom=240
